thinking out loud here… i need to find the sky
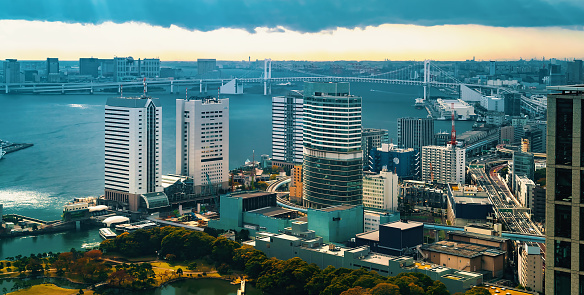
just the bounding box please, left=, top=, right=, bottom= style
left=1, top=0, right=584, bottom=61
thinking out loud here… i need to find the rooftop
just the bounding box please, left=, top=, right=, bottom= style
left=230, top=191, right=275, bottom=199
left=449, top=231, right=508, bottom=243
left=318, top=205, right=356, bottom=212
left=381, top=220, right=423, bottom=230
left=106, top=97, right=160, bottom=108
left=422, top=241, right=505, bottom=259
left=356, top=230, right=379, bottom=242
left=247, top=206, right=298, bottom=218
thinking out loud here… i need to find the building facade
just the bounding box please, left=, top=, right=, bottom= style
left=504, top=92, right=522, bottom=117
left=271, top=90, right=303, bottom=169
left=369, top=143, right=419, bottom=179
left=104, top=97, right=163, bottom=211
left=518, top=243, right=543, bottom=293
left=289, top=165, right=303, bottom=203
left=79, top=58, right=100, bottom=78
left=421, top=145, right=466, bottom=184
left=176, top=97, right=229, bottom=193
left=545, top=85, right=584, bottom=294
left=362, top=128, right=389, bottom=170
left=512, top=151, right=535, bottom=192
left=197, top=59, right=216, bottom=75
left=397, top=117, right=434, bottom=150
left=113, top=57, right=160, bottom=81
left=363, top=170, right=399, bottom=212
left=3, top=59, right=20, bottom=83
left=302, top=82, right=363, bottom=208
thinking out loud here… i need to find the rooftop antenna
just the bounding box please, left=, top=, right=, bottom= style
left=450, top=102, right=456, bottom=146
left=143, top=77, right=146, bottom=97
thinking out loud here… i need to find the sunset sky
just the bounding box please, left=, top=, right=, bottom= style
left=1, top=0, right=584, bottom=61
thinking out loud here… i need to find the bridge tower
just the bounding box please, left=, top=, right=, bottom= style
left=264, top=59, right=272, bottom=95
left=423, top=59, right=430, bottom=100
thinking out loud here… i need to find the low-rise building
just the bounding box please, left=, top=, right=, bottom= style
left=356, top=220, right=423, bottom=256
left=518, top=243, right=543, bottom=293
left=247, top=227, right=483, bottom=294
left=307, top=205, right=364, bottom=243
left=421, top=240, right=505, bottom=279
left=446, top=184, right=493, bottom=226
left=401, top=180, right=446, bottom=208
left=363, top=210, right=400, bottom=232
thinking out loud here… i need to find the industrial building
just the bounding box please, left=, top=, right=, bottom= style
left=368, top=143, right=419, bottom=179
left=303, top=82, right=363, bottom=208
left=271, top=90, right=304, bottom=169
left=175, top=96, right=229, bottom=194
left=421, top=145, right=465, bottom=185
left=434, top=99, right=476, bottom=120
left=246, top=224, right=483, bottom=294
left=397, top=117, right=434, bottom=150
left=104, top=96, right=165, bottom=212
left=446, top=184, right=493, bottom=227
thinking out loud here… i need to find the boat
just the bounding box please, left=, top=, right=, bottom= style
left=414, top=98, right=425, bottom=109
left=0, top=146, right=5, bottom=160
left=99, top=228, right=117, bottom=240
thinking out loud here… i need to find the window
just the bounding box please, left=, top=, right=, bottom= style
left=554, top=240, right=571, bottom=269
left=556, top=169, right=573, bottom=202
left=556, top=98, right=573, bottom=165
left=555, top=205, right=572, bottom=238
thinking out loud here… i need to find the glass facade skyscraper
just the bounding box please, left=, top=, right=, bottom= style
left=302, top=82, right=362, bottom=208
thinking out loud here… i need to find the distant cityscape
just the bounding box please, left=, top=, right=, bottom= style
left=2, top=54, right=584, bottom=295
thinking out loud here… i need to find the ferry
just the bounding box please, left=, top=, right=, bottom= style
left=99, top=228, right=117, bottom=240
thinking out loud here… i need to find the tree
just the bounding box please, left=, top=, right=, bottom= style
left=340, top=286, right=370, bottom=295
left=187, top=262, right=198, bottom=271
left=465, top=287, right=491, bottom=295
left=427, top=281, right=450, bottom=295
left=177, top=268, right=183, bottom=276
left=369, top=283, right=400, bottom=295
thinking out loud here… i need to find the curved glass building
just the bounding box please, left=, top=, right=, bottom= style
left=302, top=82, right=362, bottom=208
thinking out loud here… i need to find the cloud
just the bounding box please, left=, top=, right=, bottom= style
left=1, top=0, right=584, bottom=33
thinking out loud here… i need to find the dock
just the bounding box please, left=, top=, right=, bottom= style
left=1, top=141, right=33, bottom=154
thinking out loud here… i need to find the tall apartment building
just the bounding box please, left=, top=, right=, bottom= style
left=289, top=165, right=303, bottom=203
left=545, top=85, right=584, bottom=294
left=518, top=243, right=543, bottom=293
left=363, top=170, right=399, bottom=212
left=362, top=128, right=389, bottom=170
left=567, top=60, right=583, bottom=84
left=303, top=82, right=362, bottom=208
left=503, top=92, right=522, bottom=116
left=421, top=145, right=465, bottom=184
left=176, top=97, right=229, bottom=193
left=271, top=90, right=303, bottom=170
left=3, top=59, right=20, bottom=83
left=397, top=117, right=434, bottom=150
left=104, top=96, right=163, bottom=211
left=46, top=57, right=59, bottom=82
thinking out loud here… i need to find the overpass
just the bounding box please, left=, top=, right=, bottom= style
left=423, top=223, right=545, bottom=243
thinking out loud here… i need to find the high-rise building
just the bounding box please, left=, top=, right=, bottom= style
left=3, top=59, right=20, bottom=83
left=104, top=96, right=163, bottom=211
left=434, top=131, right=450, bottom=146
left=197, top=59, right=217, bottom=76
left=512, top=151, right=535, bottom=192
left=303, top=82, right=362, bottom=208
left=176, top=96, right=229, bottom=193
left=113, top=57, right=160, bottom=81
left=362, top=128, right=389, bottom=170
left=545, top=85, right=584, bottom=294
left=369, top=143, right=419, bottom=180
left=503, top=92, right=522, bottom=117
left=289, top=165, right=303, bottom=203
left=363, top=170, right=399, bottom=212
left=518, top=243, right=543, bottom=293
left=567, top=60, right=584, bottom=84
left=271, top=90, right=303, bottom=170
left=421, top=145, right=465, bottom=184
left=397, top=117, right=434, bottom=150
left=46, top=58, right=59, bottom=82
left=79, top=58, right=100, bottom=77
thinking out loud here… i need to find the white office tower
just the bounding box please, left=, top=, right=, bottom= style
left=421, top=145, right=465, bottom=184
left=363, top=170, right=399, bottom=211
left=272, top=90, right=303, bottom=170
left=104, top=97, right=163, bottom=211
left=176, top=97, right=229, bottom=193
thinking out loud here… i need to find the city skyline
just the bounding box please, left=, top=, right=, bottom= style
left=1, top=1, right=584, bottom=61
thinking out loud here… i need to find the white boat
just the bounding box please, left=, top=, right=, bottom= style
left=414, top=98, right=425, bottom=109
left=99, top=228, right=117, bottom=240
left=0, top=146, right=5, bottom=160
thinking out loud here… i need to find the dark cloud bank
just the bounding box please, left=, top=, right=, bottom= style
left=1, top=0, right=583, bottom=32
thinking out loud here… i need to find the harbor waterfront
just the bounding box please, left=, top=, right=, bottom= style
left=0, top=83, right=474, bottom=258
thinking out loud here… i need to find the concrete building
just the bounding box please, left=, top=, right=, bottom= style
left=500, top=126, right=514, bottom=145
left=397, top=117, right=434, bottom=150
left=518, top=243, right=543, bottom=293
left=307, top=205, right=364, bottom=243
left=79, top=58, right=100, bottom=77
left=363, top=211, right=400, bottom=232
left=247, top=229, right=483, bottom=294
left=369, top=143, right=419, bottom=179
left=140, top=58, right=161, bottom=78
left=356, top=220, right=424, bottom=256
left=545, top=85, right=584, bottom=294
left=46, top=58, right=59, bottom=82
left=515, top=175, right=535, bottom=209
left=480, top=95, right=504, bottom=112
left=197, top=59, right=216, bottom=75
left=289, top=165, right=303, bottom=203
left=271, top=90, right=303, bottom=169
left=176, top=97, right=229, bottom=193
left=362, top=170, right=399, bottom=212
left=3, top=59, right=20, bottom=83
left=362, top=128, right=389, bottom=170
left=566, top=60, right=583, bottom=84
left=434, top=99, right=476, bottom=120
left=113, top=57, right=160, bottom=81
left=446, top=184, right=493, bottom=227
left=421, top=145, right=466, bottom=185
left=303, top=82, right=362, bottom=208
left=421, top=240, right=505, bottom=279
left=531, top=185, right=545, bottom=222
left=104, top=96, right=164, bottom=212
left=434, top=131, right=450, bottom=146
left=401, top=180, right=446, bottom=208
